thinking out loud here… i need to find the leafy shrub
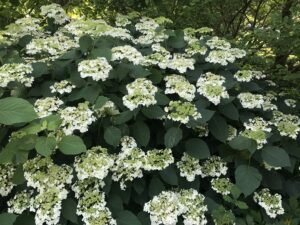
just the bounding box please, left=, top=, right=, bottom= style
left=0, top=3, right=300, bottom=225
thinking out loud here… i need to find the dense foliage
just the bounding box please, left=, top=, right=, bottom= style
left=0, top=3, right=300, bottom=225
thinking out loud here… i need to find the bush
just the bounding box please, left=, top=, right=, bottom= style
left=0, top=3, right=300, bottom=225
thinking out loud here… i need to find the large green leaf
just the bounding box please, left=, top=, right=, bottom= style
left=185, top=138, right=210, bottom=159
left=35, top=136, right=56, bottom=156
left=62, top=198, right=78, bottom=224
left=208, top=114, right=228, bottom=142
left=229, top=135, right=257, bottom=153
left=132, top=121, right=150, bottom=147
left=148, top=176, right=165, bottom=197
left=79, top=35, right=93, bottom=53
left=164, top=127, right=182, bottom=148
left=261, top=146, right=291, bottom=167
left=0, top=97, right=37, bottom=125
left=104, top=126, right=121, bottom=147
left=159, top=165, right=178, bottom=185
left=116, top=210, right=142, bottom=225
left=142, top=105, right=165, bottom=119
left=235, top=165, right=262, bottom=196
left=0, top=213, right=17, bottom=225
left=218, top=103, right=239, bottom=121
left=58, top=135, right=86, bottom=155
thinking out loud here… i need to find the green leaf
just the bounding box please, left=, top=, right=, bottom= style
left=0, top=213, right=17, bottom=225
left=116, top=210, right=142, bottom=225
left=261, top=146, right=291, bottom=167
left=94, top=96, right=109, bottom=109
left=35, top=136, right=56, bottom=156
left=62, top=198, right=78, bottom=224
left=229, top=135, right=257, bottom=153
left=42, top=115, right=62, bottom=131
left=31, top=62, right=48, bottom=77
left=104, top=126, right=121, bottom=147
left=58, top=135, right=86, bottom=155
left=185, top=138, right=210, bottom=159
left=235, top=201, right=248, bottom=209
left=218, top=103, right=239, bottom=121
left=159, top=165, right=178, bottom=185
left=132, top=121, right=150, bottom=147
left=164, top=127, right=182, bottom=148
left=14, top=214, right=35, bottom=225
left=0, top=97, right=37, bottom=125
left=148, top=176, right=165, bottom=197
left=235, top=165, right=262, bottom=196
left=107, top=195, right=123, bottom=214
left=208, top=114, right=228, bottom=142
left=12, top=165, right=25, bottom=185
left=79, top=35, right=93, bottom=53
left=142, top=105, right=165, bottom=119
left=112, top=111, right=133, bottom=125
left=91, top=47, right=112, bottom=60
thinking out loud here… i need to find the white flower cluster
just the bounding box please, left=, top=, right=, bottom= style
left=262, top=93, right=278, bottom=111
left=74, top=146, right=114, bottom=180
left=111, top=45, right=144, bottom=65
left=0, top=17, right=42, bottom=44
left=112, top=139, right=145, bottom=190
left=192, top=124, right=209, bottom=137
left=241, top=117, right=271, bottom=149
left=123, top=78, right=158, bottom=110
left=143, top=148, right=174, bottom=171
left=272, top=111, right=300, bottom=139
left=59, top=102, right=96, bottom=135
left=7, top=190, right=34, bottom=214
left=196, top=72, right=229, bottom=105
left=40, top=3, right=69, bottom=25
left=142, top=44, right=171, bottom=69
left=284, top=99, right=297, bottom=108
left=164, top=100, right=201, bottom=124
left=26, top=34, right=78, bottom=57
left=115, top=13, right=132, bottom=27
left=102, top=27, right=133, bottom=41
left=144, top=189, right=208, bottom=225
left=253, top=188, right=284, bottom=218
left=0, top=164, right=16, bottom=197
left=205, top=48, right=245, bottom=66
left=72, top=179, right=116, bottom=225
left=199, top=156, right=228, bottom=178
left=234, top=70, right=266, bottom=82
left=185, top=40, right=208, bottom=57
left=168, top=54, right=195, bottom=74
left=0, top=63, right=33, bottom=87
left=227, top=125, right=237, bottom=141
left=78, top=57, right=112, bottom=81
left=50, top=80, right=76, bottom=94
left=94, top=100, right=120, bottom=117
left=206, top=36, right=231, bottom=50
left=22, top=156, right=73, bottom=225
left=34, top=97, right=64, bottom=118
left=238, top=92, right=264, bottom=109
left=177, top=153, right=202, bottom=182
left=211, top=178, right=233, bottom=195
left=164, top=74, right=196, bottom=101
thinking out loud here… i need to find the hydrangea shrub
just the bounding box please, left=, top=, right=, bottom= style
left=0, top=3, right=300, bottom=225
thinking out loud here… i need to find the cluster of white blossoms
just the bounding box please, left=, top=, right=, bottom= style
left=7, top=190, right=34, bottom=214
left=94, top=100, right=120, bottom=117
left=164, top=74, right=196, bottom=101
left=143, top=148, right=174, bottom=171
left=196, top=72, right=229, bottom=105
left=253, top=188, right=284, bottom=218
left=144, top=189, right=208, bottom=225
left=78, top=57, right=112, bottom=81
left=177, top=153, right=202, bottom=182
left=227, top=125, right=237, bottom=141
left=26, top=34, right=78, bottom=57
left=284, top=99, right=297, bottom=108
left=72, top=179, right=116, bottom=225
left=262, top=93, right=278, bottom=111
left=34, top=97, right=64, bottom=118
left=123, top=78, right=158, bottom=110
left=115, top=13, right=132, bottom=27
left=165, top=100, right=201, bottom=124
left=192, top=124, right=209, bottom=137
left=241, top=117, right=271, bottom=149
left=59, top=102, right=96, bottom=135
left=271, top=111, right=300, bottom=139
left=205, top=48, right=246, bottom=66
left=0, top=164, right=16, bottom=197
left=40, top=3, right=69, bottom=25
left=142, top=43, right=171, bottom=69
left=21, top=156, right=73, bottom=225
left=168, top=54, right=195, bottom=74
left=50, top=80, right=76, bottom=94
left=234, top=70, right=266, bottom=82
left=111, top=45, right=144, bottom=65
left=0, top=63, right=33, bottom=88
left=237, top=92, right=264, bottom=109
left=206, top=36, right=231, bottom=50
left=211, top=178, right=234, bottom=195
left=199, top=156, right=228, bottom=178
left=74, top=146, right=114, bottom=180
left=111, top=137, right=145, bottom=190
left=0, top=17, right=42, bottom=44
